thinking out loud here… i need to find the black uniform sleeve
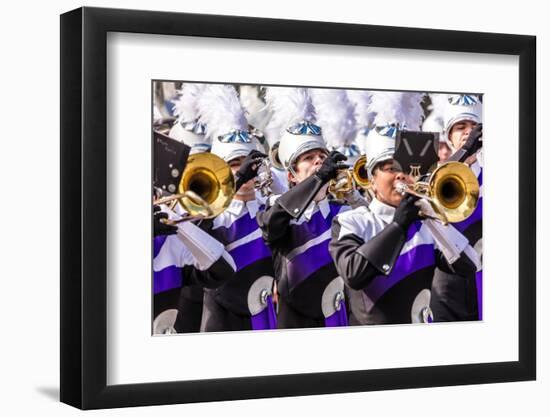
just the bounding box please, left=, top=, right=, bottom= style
left=329, top=217, right=408, bottom=290
left=192, top=256, right=236, bottom=289
left=257, top=175, right=326, bottom=246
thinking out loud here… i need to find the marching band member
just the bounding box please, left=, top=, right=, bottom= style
left=153, top=202, right=237, bottom=334
left=310, top=88, right=368, bottom=209
left=329, top=92, right=481, bottom=325
left=257, top=87, right=350, bottom=329
left=429, top=94, right=484, bottom=321
left=164, top=84, right=213, bottom=332
left=193, top=84, right=277, bottom=332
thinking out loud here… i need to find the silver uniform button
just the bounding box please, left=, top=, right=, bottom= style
left=382, top=264, right=390, bottom=272
left=171, top=168, right=180, bottom=178
left=421, top=307, right=434, bottom=323
left=168, top=184, right=176, bottom=193
left=293, top=208, right=299, bottom=214
left=334, top=291, right=344, bottom=311
left=260, top=289, right=271, bottom=305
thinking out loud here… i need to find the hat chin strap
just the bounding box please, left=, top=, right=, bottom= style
left=287, top=163, right=298, bottom=179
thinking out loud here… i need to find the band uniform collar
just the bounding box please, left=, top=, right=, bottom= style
left=303, top=197, right=330, bottom=221
left=225, top=198, right=260, bottom=218
left=369, top=197, right=396, bottom=224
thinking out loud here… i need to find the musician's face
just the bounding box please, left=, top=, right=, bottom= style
left=449, top=120, right=477, bottom=151
left=229, top=156, right=255, bottom=196
left=288, top=148, right=328, bottom=185
left=371, top=159, right=412, bottom=207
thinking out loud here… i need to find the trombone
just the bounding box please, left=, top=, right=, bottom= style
left=395, top=161, right=479, bottom=225
left=328, top=155, right=371, bottom=200
left=154, top=152, right=235, bottom=223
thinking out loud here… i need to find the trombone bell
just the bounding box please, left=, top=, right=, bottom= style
left=429, top=161, right=479, bottom=223
left=177, top=153, right=235, bottom=218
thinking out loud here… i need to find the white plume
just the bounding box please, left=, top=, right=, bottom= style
left=263, top=87, right=316, bottom=145
left=310, top=88, right=356, bottom=149
left=346, top=89, right=374, bottom=128
left=197, top=84, right=248, bottom=141
left=428, top=93, right=449, bottom=115
left=369, top=91, right=425, bottom=130
left=171, top=83, right=206, bottom=123
left=422, top=93, right=447, bottom=133
left=239, top=85, right=272, bottom=131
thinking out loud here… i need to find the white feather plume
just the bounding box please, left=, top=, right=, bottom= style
left=422, top=93, right=447, bottom=133
left=428, top=93, right=449, bottom=115
left=310, top=88, right=357, bottom=149
left=197, top=84, right=248, bottom=141
left=171, top=83, right=206, bottom=123
left=263, top=87, right=316, bottom=145
left=369, top=91, right=425, bottom=130
left=346, top=89, right=374, bottom=128
left=239, top=85, right=272, bottom=131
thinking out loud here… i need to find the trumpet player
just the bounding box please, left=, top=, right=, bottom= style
left=257, top=87, right=351, bottom=329
left=329, top=92, right=481, bottom=325
left=191, top=84, right=278, bottom=332
left=429, top=94, right=484, bottom=322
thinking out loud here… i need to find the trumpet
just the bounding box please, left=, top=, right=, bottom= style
left=154, top=152, right=235, bottom=222
left=253, top=158, right=274, bottom=197
left=328, top=155, right=371, bottom=199
left=395, top=161, right=479, bottom=225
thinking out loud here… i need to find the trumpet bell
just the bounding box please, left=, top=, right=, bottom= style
left=352, top=155, right=370, bottom=188
left=328, top=155, right=371, bottom=199
left=269, top=141, right=285, bottom=170
left=178, top=152, right=235, bottom=218
left=429, top=161, right=479, bottom=223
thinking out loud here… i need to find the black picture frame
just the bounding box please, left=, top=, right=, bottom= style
left=60, top=6, right=536, bottom=410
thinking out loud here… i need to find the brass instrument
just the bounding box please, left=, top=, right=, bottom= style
left=395, top=161, right=479, bottom=224
left=254, top=158, right=274, bottom=197
left=328, top=155, right=371, bottom=199
left=154, top=152, right=235, bottom=221
left=269, top=141, right=285, bottom=170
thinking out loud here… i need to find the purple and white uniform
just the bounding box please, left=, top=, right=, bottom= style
left=152, top=222, right=236, bottom=333
left=258, top=179, right=350, bottom=329
left=431, top=160, right=483, bottom=321
left=330, top=198, right=480, bottom=325
left=198, top=199, right=277, bottom=332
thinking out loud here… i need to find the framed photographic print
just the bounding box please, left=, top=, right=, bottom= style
left=60, top=6, right=536, bottom=410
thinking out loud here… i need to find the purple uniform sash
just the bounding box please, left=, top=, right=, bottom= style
left=250, top=295, right=277, bottom=330
left=286, top=203, right=345, bottom=291
left=325, top=299, right=348, bottom=327
left=363, top=223, right=435, bottom=312
left=211, top=209, right=273, bottom=272
left=153, top=236, right=183, bottom=294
